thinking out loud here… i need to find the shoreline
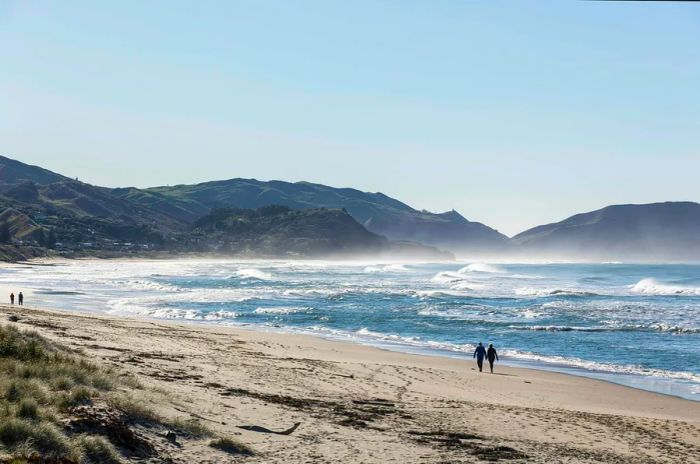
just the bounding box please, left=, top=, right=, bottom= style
left=2, top=257, right=699, bottom=403
left=1, top=304, right=699, bottom=462
left=4, top=302, right=700, bottom=412
left=196, top=320, right=700, bottom=403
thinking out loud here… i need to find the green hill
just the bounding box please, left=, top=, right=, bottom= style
left=135, top=178, right=508, bottom=252
left=0, top=156, right=455, bottom=259
left=512, top=202, right=700, bottom=260
left=0, top=156, right=68, bottom=185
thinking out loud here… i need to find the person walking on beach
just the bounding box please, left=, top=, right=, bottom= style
left=18, top=292, right=23, bottom=306
left=473, top=342, right=486, bottom=372
left=486, top=343, right=499, bottom=373
left=9, top=292, right=14, bottom=305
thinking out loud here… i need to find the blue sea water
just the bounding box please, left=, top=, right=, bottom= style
left=1, top=259, right=699, bottom=400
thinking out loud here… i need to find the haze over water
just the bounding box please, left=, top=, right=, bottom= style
left=2, top=259, right=699, bottom=400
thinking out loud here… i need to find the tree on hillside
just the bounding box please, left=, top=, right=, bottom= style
left=46, top=228, right=57, bottom=249
left=0, top=224, right=11, bottom=243
left=38, top=228, right=57, bottom=249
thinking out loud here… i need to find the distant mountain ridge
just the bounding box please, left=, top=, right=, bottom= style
left=191, top=205, right=451, bottom=259
left=1, top=155, right=699, bottom=261
left=132, top=178, right=508, bottom=252
left=0, top=157, right=68, bottom=185
left=513, top=202, right=700, bottom=260
left=0, top=154, right=504, bottom=253
left=0, top=155, right=454, bottom=259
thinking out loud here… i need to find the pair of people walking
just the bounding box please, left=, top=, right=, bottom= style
left=473, top=342, right=498, bottom=373
left=9, top=292, right=24, bottom=306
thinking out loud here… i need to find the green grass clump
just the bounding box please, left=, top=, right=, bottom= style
left=0, top=419, right=80, bottom=461
left=0, top=323, right=254, bottom=462
left=0, top=325, right=111, bottom=462
left=209, top=437, right=254, bottom=456
left=0, top=326, right=54, bottom=361
left=16, top=399, right=39, bottom=420
left=168, top=418, right=213, bottom=439
left=78, top=435, right=122, bottom=464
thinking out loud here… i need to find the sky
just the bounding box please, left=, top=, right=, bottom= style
left=1, top=1, right=699, bottom=236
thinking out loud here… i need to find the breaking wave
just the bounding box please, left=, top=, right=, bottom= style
left=297, top=326, right=700, bottom=385
left=458, top=263, right=504, bottom=274
left=254, top=306, right=310, bottom=315
left=511, top=324, right=700, bottom=334
left=630, top=278, right=700, bottom=296
left=235, top=268, right=273, bottom=280
left=364, top=264, right=409, bottom=273
left=514, top=287, right=601, bottom=297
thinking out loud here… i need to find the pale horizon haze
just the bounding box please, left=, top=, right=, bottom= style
left=2, top=1, right=699, bottom=236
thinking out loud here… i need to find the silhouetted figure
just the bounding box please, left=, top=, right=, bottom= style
left=473, top=342, right=486, bottom=372
left=487, top=343, right=499, bottom=373
left=9, top=292, right=14, bottom=305
left=18, top=292, right=23, bottom=306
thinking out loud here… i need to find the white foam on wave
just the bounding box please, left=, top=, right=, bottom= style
left=363, top=264, right=409, bottom=273
left=108, top=302, right=238, bottom=321
left=510, top=323, right=700, bottom=334
left=339, top=325, right=700, bottom=383
left=117, top=280, right=179, bottom=292
left=302, top=325, right=700, bottom=384
left=413, top=289, right=469, bottom=299
left=630, top=278, right=700, bottom=296
left=458, top=263, right=504, bottom=274
left=430, top=272, right=485, bottom=291
left=520, top=309, right=543, bottom=319
left=502, top=349, right=700, bottom=383
left=254, top=306, right=309, bottom=315
left=515, top=287, right=600, bottom=297
left=235, top=268, right=273, bottom=280
left=203, top=311, right=239, bottom=320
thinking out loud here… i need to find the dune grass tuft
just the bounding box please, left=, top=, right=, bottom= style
left=78, top=435, right=122, bottom=464
left=0, top=418, right=81, bottom=461
left=0, top=323, right=254, bottom=462
left=16, top=398, right=39, bottom=420
left=209, top=436, right=254, bottom=456
left=0, top=324, right=117, bottom=462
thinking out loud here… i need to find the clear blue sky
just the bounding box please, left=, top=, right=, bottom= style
left=1, top=1, right=699, bottom=236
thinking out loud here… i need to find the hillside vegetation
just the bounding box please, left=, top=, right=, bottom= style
left=140, top=178, right=508, bottom=252
left=0, top=155, right=454, bottom=260
left=2, top=155, right=700, bottom=261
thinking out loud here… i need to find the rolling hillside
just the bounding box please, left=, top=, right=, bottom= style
left=512, top=202, right=700, bottom=260
left=136, top=178, right=508, bottom=252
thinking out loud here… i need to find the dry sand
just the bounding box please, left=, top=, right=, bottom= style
left=1, top=304, right=699, bottom=463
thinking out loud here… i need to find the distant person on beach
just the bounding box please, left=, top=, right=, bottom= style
left=9, top=292, right=14, bottom=305
left=473, top=342, right=486, bottom=372
left=486, top=343, right=499, bottom=373
left=18, top=292, right=23, bottom=306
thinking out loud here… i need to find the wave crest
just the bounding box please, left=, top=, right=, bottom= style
left=235, top=268, right=273, bottom=280
left=630, top=278, right=700, bottom=296
left=458, top=263, right=504, bottom=274
left=515, top=287, right=600, bottom=297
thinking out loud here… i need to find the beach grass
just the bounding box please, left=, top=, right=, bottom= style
left=0, top=323, right=252, bottom=463
left=209, top=437, right=255, bottom=456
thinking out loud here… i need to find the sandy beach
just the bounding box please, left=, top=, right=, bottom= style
left=1, top=304, right=698, bottom=463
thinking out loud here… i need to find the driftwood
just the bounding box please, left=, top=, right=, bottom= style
left=238, top=422, right=301, bottom=435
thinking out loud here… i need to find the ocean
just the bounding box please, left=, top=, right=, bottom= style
left=1, top=259, right=698, bottom=400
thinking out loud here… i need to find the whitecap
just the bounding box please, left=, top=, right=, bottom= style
left=630, top=278, right=700, bottom=296
left=235, top=268, right=273, bottom=280
left=458, top=263, right=505, bottom=274
left=254, top=306, right=309, bottom=315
